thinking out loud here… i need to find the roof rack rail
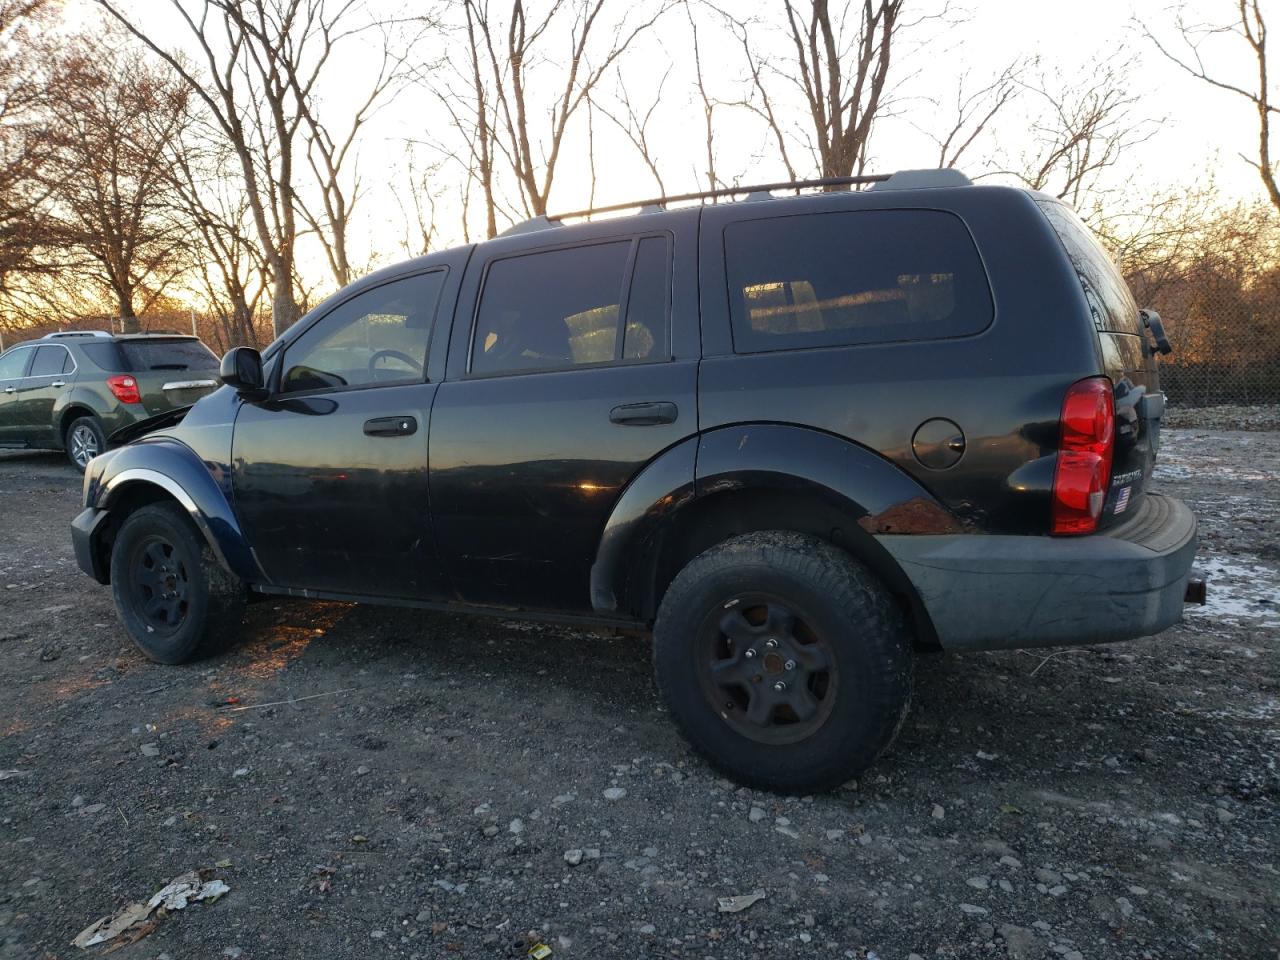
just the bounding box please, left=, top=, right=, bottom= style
left=547, top=174, right=889, bottom=224
left=43, top=330, right=112, bottom=339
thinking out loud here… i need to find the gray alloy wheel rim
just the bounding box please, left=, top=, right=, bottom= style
left=70, top=424, right=99, bottom=468
left=695, top=594, right=839, bottom=746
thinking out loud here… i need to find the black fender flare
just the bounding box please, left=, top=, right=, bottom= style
left=591, top=423, right=953, bottom=634
left=85, top=437, right=262, bottom=583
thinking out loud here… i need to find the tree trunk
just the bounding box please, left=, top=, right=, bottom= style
left=272, top=277, right=298, bottom=338
left=118, top=292, right=139, bottom=333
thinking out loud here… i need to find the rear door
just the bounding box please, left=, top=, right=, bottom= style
left=231, top=264, right=460, bottom=598
left=429, top=214, right=699, bottom=611
left=13, top=344, right=74, bottom=447
left=1036, top=200, right=1160, bottom=526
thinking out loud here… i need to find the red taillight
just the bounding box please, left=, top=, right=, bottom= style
left=107, top=375, right=141, bottom=405
left=1051, top=377, right=1115, bottom=535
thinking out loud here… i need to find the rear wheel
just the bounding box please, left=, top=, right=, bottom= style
left=109, top=502, right=245, bottom=664
left=66, top=415, right=105, bottom=472
left=653, top=531, right=912, bottom=793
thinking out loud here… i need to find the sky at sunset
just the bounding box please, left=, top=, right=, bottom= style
left=65, top=0, right=1272, bottom=292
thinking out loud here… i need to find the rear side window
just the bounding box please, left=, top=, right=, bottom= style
left=118, top=339, right=218, bottom=372
left=471, top=235, right=671, bottom=376
left=79, top=342, right=124, bottom=372
left=30, top=345, right=71, bottom=375
left=1036, top=200, right=1140, bottom=336
left=724, top=209, right=993, bottom=353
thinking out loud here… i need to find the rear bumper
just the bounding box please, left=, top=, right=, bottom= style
left=71, top=507, right=111, bottom=584
left=881, top=494, right=1198, bottom=651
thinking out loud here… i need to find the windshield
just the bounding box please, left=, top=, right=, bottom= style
left=118, top=339, right=218, bottom=372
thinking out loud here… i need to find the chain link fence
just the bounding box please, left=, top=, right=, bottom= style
left=1132, top=275, right=1280, bottom=408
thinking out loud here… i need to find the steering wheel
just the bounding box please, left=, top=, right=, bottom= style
left=367, top=349, right=423, bottom=377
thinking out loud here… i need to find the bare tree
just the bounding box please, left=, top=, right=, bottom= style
left=451, top=0, right=673, bottom=232
left=1010, top=58, right=1153, bottom=213
left=293, top=17, right=435, bottom=287
left=42, top=39, right=193, bottom=332
left=95, top=0, right=383, bottom=336
left=0, top=0, right=56, bottom=296
left=783, top=0, right=902, bottom=178
left=1145, top=1, right=1280, bottom=216
left=165, top=115, right=269, bottom=349
left=702, top=0, right=913, bottom=182
left=923, top=60, right=1025, bottom=170
left=591, top=66, right=672, bottom=193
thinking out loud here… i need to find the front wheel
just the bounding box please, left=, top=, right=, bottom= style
left=109, top=502, right=245, bottom=664
left=653, top=531, right=912, bottom=794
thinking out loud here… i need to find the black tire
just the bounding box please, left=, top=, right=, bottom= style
left=66, top=415, right=106, bottom=472
left=109, top=502, right=245, bottom=664
left=653, top=531, right=911, bottom=794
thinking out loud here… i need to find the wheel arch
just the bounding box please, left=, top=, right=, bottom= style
left=85, top=439, right=261, bottom=585
left=591, top=424, right=948, bottom=647
left=59, top=404, right=100, bottom=446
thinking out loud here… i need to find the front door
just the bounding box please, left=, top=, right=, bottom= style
left=232, top=268, right=454, bottom=599
left=430, top=230, right=698, bottom=611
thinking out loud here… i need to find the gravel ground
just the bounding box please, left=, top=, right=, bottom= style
left=0, top=430, right=1276, bottom=960
left=1162, top=403, right=1280, bottom=433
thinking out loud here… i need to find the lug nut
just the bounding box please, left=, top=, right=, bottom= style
left=765, top=638, right=778, bottom=649
left=744, top=648, right=756, bottom=659
left=773, top=680, right=787, bottom=692
left=784, top=659, right=796, bottom=671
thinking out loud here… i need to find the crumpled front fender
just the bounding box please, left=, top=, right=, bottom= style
left=82, top=437, right=262, bottom=583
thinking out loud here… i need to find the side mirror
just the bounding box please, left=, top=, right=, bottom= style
left=219, top=347, right=266, bottom=397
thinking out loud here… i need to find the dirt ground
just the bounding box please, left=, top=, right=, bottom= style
left=0, top=420, right=1276, bottom=960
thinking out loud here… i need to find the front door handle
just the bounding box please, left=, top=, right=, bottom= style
left=363, top=415, right=417, bottom=437
left=610, top=401, right=678, bottom=426
left=2, top=386, right=13, bottom=394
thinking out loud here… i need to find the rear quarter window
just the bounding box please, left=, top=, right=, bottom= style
left=78, top=342, right=124, bottom=372
left=1035, top=200, right=1141, bottom=336
left=118, top=339, right=218, bottom=371
left=724, top=209, right=994, bottom=353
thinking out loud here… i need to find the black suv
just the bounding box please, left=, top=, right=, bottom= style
left=69, top=170, right=1201, bottom=792
left=0, top=331, right=220, bottom=470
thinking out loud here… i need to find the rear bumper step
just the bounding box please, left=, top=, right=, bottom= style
left=879, top=493, right=1198, bottom=651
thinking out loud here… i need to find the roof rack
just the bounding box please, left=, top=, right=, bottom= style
left=43, top=330, right=113, bottom=339
left=506, top=169, right=972, bottom=235
left=548, top=174, right=888, bottom=224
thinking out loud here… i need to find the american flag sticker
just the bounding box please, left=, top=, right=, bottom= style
left=1115, top=486, right=1132, bottom=514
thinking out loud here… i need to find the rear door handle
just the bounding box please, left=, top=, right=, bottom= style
left=2, top=386, right=13, bottom=394
left=50, top=380, right=65, bottom=388
left=610, top=401, right=677, bottom=426
left=363, top=415, right=417, bottom=437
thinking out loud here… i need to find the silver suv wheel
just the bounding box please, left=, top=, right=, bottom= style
left=69, top=422, right=101, bottom=468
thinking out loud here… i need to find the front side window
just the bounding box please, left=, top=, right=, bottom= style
left=725, top=209, right=994, bottom=353
left=471, top=236, right=671, bottom=376
left=280, top=271, right=446, bottom=394
left=30, top=345, right=71, bottom=376
left=0, top=348, right=32, bottom=379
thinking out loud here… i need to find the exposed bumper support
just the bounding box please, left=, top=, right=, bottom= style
left=881, top=494, right=1199, bottom=651
left=71, top=507, right=111, bottom=584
